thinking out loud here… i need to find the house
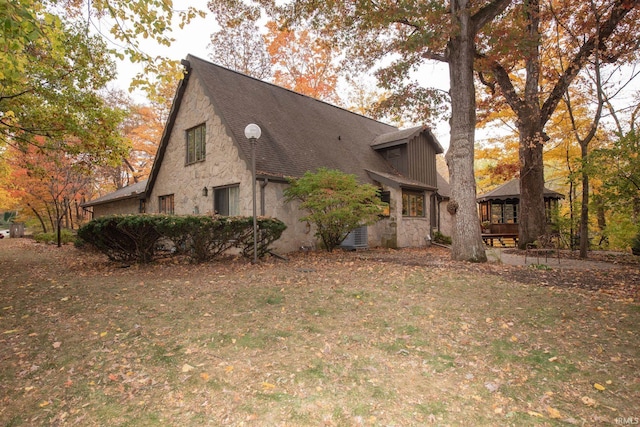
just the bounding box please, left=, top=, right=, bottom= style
left=84, top=55, right=446, bottom=253
left=477, top=178, right=564, bottom=243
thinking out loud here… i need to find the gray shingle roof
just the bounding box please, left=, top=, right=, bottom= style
left=436, top=173, right=451, bottom=198
left=477, top=178, right=564, bottom=202
left=81, top=180, right=147, bottom=207
left=372, top=125, right=444, bottom=153
left=186, top=55, right=412, bottom=182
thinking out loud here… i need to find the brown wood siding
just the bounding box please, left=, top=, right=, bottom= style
left=380, top=145, right=408, bottom=175
left=407, top=134, right=438, bottom=186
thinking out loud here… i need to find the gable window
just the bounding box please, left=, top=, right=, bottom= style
left=214, top=185, right=239, bottom=216
left=402, top=190, right=425, bottom=217
left=186, top=124, right=206, bottom=164
left=159, top=194, right=174, bottom=214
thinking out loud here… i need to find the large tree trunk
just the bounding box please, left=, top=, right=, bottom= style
left=517, top=0, right=547, bottom=249
left=579, top=159, right=589, bottom=258
left=445, top=0, right=487, bottom=262
left=518, top=124, right=547, bottom=248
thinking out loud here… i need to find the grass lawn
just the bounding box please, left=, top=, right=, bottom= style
left=0, top=239, right=638, bottom=426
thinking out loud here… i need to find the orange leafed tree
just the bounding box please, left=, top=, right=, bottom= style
left=264, top=21, right=339, bottom=103
left=8, top=138, right=92, bottom=243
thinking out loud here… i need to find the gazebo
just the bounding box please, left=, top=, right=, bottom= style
left=477, top=179, right=564, bottom=245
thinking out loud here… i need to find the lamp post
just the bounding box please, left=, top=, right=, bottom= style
left=244, top=123, right=261, bottom=264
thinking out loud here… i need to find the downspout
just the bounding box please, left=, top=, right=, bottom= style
left=260, top=178, right=269, bottom=216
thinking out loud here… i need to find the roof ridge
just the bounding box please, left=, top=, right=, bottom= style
left=186, top=54, right=397, bottom=130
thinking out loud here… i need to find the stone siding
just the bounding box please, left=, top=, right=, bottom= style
left=92, top=199, right=141, bottom=218
left=148, top=78, right=253, bottom=217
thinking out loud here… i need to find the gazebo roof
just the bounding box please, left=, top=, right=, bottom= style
left=477, top=179, right=564, bottom=203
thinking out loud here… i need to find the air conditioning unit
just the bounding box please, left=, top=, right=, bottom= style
left=340, top=225, right=369, bottom=250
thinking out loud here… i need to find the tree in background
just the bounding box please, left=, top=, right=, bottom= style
left=284, top=168, right=387, bottom=252
left=263, top=21, right=340, bottom=103
left=1, top=19, right=126, bottom=161
left=8, top=138, right=92, bottom=246
left=593, top=124, right=640, bottom=249
left=209, top=19, right=272, bottom=80
left=207, top=4, right=341, bottom=104
left=93, top=88, right=167, bottom=195
left=476, top=0, right=639, bottom=248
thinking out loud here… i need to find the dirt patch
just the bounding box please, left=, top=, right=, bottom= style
left=357, top=245, right=640, bottom=301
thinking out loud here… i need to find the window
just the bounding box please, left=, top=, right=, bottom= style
left=491, top=201, right=518, bottom=224
left=545, top=199, right=557, bottom=222
left=214, top=185, right=239, bottom=216
left=378, top=190, right=391, bottom=217
left=186, top=124, right=206, bottom=164
left=159, top=194, right=174, bottom=214
left=402, top=190, right=425, bottom=217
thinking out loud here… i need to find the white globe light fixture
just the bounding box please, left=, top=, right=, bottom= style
left=244, top=123, right=261, bottom=140
left=244, top=123, right=261, bottom=264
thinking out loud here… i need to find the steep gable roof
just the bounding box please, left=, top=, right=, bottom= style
left=148, top=55, right=438, bottom=195
left=187, top=55, right=403, bottom=182
left=477, top=179, right=564, bottom=203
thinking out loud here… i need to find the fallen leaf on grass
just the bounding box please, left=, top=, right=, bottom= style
left=581, top=396, right=597, bottom=406
left=593, top=383, right=606, bottom=391
left=527, top=411, right=543, bottom=417
left=182, top=364, right=194, bottom=373
left=52, top=341, right=61, bottom=349
left=261, top=382, right=276, bottom=390
left=200, top=372, right=210, bottom=381
left=546, top=406, right=562, bottom=419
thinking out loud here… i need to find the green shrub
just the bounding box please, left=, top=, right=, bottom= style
left=432, top=231, right=452, bottom=245
left=77, top=214, right=286, bottom=263
left=284, top=168, right=387, bottom=252
left=33, top=229, right=76, bottom=244
left=631, top=232, right=640, bottom=256
left=77, top=215, right=162, bottom=263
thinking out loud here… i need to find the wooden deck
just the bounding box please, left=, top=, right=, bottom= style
left=482, top=233, right=519, bottom=247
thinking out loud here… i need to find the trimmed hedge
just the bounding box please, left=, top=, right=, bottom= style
left=77, top=214, right=286, bottom=263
